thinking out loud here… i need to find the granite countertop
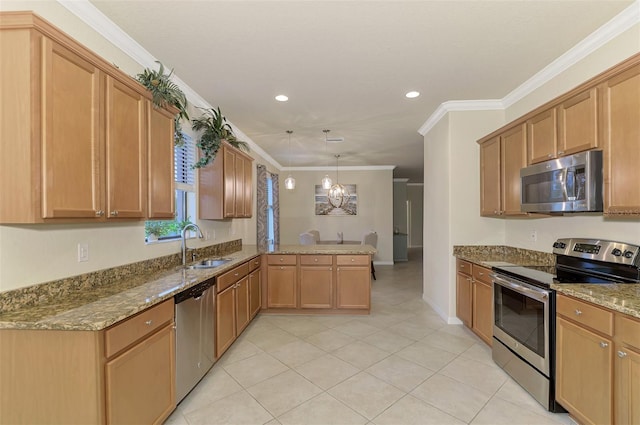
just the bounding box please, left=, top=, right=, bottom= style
left=453, top=245, right=640, bottom=319
left=552, top=283, right=640, bottom=319
left=0, top=244, right=376, bottom=331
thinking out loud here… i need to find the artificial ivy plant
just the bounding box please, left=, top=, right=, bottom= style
left=135, top=61, right=190, bottom=146
left=191, top=107, right=249, bottom=169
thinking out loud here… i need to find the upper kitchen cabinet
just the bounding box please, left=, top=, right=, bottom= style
left=527, top=87, right=598, bottom=165
left=527, top=108, right=557, bottom=164
left=0, top=12, right=176, bottom=223
left=479, top=124, right=528, bottom=217
left=199, top=142, right=253, bottom=219
left=600, top=63, right=640, bottom=217
left=148, top=106, right=177, bottom=219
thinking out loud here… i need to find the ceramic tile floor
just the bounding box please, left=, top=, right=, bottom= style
left=166, top=249, right=574, bottom=425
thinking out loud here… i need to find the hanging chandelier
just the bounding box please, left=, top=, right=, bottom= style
left=321, top=130, right=333, bottom=190
left=328, top=154, right=350, bottom=208
left=284, top=130, right=295, bottom=190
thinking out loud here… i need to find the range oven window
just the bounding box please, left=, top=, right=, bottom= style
left=495, top=285, right=546, bottom=357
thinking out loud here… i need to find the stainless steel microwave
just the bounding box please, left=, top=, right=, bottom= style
left=520, top=150, right=603, bottom=213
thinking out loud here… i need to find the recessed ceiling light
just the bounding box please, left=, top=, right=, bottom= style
left=405, top=91, right=420, bottom=99
left=275, top=94, right=289, bottom=102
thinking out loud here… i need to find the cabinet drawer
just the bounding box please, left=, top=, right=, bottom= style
left=248, top=256, right=261, bottom=272
left=557, top=295, right=613, bottom=336
left=267, top=255, right=297, bottom=266
left=218, top=262, right=250, bottom=292
left=105, top=299, right=174, bottom=358
left=336, top=255, right=369, bottom=266
left=616, top=314, right=640, bottom=349
left=472, top=265, right=492, bottom=285
left=457, top=259, right=472, bottom=275
left=300, top=255, right=333, bottom=266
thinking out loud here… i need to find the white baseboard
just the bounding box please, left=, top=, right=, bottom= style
left=373, top=261, right=394, bottom=266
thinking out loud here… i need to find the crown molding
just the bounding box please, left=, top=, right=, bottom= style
left=419, top=0, right=640, bottom=136
left=418, top=100, right=503, bottom=136
left=283, top=165, right=396, bottom=172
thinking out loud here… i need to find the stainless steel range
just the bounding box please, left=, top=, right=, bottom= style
left=491, top=238, right=640, bottom=412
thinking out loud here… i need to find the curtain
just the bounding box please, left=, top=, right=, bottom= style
left=256, top=164, right=280, bottom=246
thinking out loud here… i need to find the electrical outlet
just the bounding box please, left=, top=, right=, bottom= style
left=530, top=230, right=537, bottom=242
left=204, top=231, right=211, bottom=241
left=77, top=243, right=89, bottom=262
left=212, top=229, right=216, bottom=240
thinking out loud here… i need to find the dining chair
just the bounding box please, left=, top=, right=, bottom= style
left=299, top=232, right=317, bottom=245
left=306, top=229, right=320, bottom=243
left=361, top=231, right=378, bottom=280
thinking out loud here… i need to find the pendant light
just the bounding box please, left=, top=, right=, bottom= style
left=284, top=130, right=296, bottom=190
left=321, top=130, right=333, bottom=190
left=328, top=154, right=350, bottom=208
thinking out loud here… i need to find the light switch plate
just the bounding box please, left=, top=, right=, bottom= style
left=77, top=243, right=89, bottom=262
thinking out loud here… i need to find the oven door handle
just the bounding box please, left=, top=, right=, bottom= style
left=491, top=274, right=549, bottom=302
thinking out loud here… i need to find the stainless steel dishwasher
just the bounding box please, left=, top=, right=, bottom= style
left=174, top=277, right=216, bottom=403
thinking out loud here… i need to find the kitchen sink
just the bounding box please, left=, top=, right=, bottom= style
left=189, top=258, right=232, bottom=269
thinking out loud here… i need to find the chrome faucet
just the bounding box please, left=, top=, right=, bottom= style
left=181, top=223, right=204, bottom=267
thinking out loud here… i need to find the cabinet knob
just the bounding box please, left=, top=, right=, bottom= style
left=478, top=272, right=483, bottom=276
left=280, top=258, right=284, bottom=262
left=574, top=309, right=582, bottom=316
left=110, top=210, right=119, bottom=217
left=547, top=154, right=553, bottom=158
left=234, top=273, right=239, bottom=276
left=618, top=350, right=628, bottom=358
left=351, top=258, right=355, bottom=262
left=95, top=210, right=104, bottom=217
left=599, top=341, right=608, bottom=348
left=280, top=266, right=284, bottom=270
left=145, top=320, right=153, bottom=326
left=557, top=150, right=565, bottom=155
left=314, top=258, right=318, bottom=262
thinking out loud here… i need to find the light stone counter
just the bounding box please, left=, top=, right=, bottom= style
left=552, top=283, right=640, bottom=319
left=0, top=244, right=376, bottom=331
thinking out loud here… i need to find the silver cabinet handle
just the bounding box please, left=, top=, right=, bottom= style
left=558, top=150, right=565, bottom=155
left=575, top=309, right=582, bottom=316
left=618, top=350, right=628, bottom=358
left=95, top=210, right=104, bottom=217
left=600, top=342, right=608, bottom=348
left=110, top=210, right=119, bottom=216
left=547, top=153, right=553, bottom=158
left=145, top=320, right=153, bottom=326
left=280, top=266, right=284, bottom=270
left=478, top=272, right=483, bottom=276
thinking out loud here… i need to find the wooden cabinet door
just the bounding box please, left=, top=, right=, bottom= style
left=223, top=147, right=236, bottom=218
left=480, top=136, right=501, bottom=216
left=336, top=266, right=370, bottom=309
left=249, top=269, right=261, bottom=318
left=558, top=87, right=598, bottom=156
left=501, top=124, right=528, bottom=216
left=105, top=76, right=147, bottom=219
left=527, top=108, right=557, bottom=164
left=243, top=156, right=253, bottom=218
left=472, top=279, right=492, bottom=346
left=300, top=266, right=333, bottom=309
left=235, top=277, right=250, bottom=335
left=216, top=285, right=236, bottom=357
left=615, top=344, right=640, bottom=425
left=267, top=265, right=297, bottom=308
left=41, top=38, right=103, bottom=219
left=456, top=272, right=472, bottom=327
left=148, top=106, right=175, bottom=219
left=556, top=317, right=612, bottom=425
left=600, top=64, right=640, bottom=216
left=105, top=324, right=175, bottom=425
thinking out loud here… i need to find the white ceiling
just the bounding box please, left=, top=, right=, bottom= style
left=89, top=0, right=634, bottom=183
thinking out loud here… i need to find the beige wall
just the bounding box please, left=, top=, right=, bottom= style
left=423, top=21, right=640, bottom=322
left=279, top=169, right=394, bottom=264
left=0, top=1, right=281, bottom=292
left=407, top=184, right=423, bottom=247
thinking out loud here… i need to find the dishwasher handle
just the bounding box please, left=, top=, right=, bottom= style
left=175, top=278, right=216, bottom=304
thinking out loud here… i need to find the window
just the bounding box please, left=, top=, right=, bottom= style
left=145, top=133, right=196, bottom=242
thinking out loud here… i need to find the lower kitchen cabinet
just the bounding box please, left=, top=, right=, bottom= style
left=105, top=323, right=175, bottom=424
left=266, top=255, right=298, bottom=308
left=300, top=255, right=333, bottom=309
left=215, top=261, right=252, bottom=358
left=336, top=255, right=370, bottom=310
left=0, top=299, right=175, bottom=424
left=455, top=259, right=492, bottom=344
left=555, top=294, right=640, bottom=425
left=249, top=258, right=262, bottom=319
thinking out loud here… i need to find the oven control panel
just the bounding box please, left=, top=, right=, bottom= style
left=553, top=238, right=640, bottom=266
